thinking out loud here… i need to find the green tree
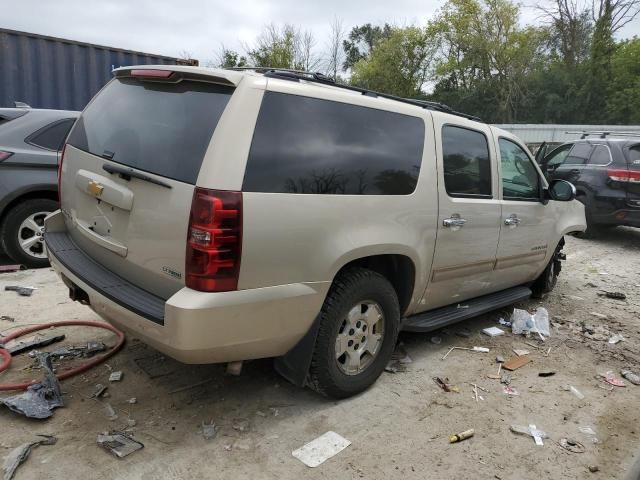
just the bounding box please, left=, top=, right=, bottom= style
left=606, top=38, right=640, bottom=123
left=216, top=48, right=248, bottom=68
left=350, top=27, right=436, bottom=98
left=342, top=23, right=393, bottom=70
left=428, top=0, right=549, bottom=122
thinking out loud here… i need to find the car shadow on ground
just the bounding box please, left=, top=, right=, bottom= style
left=584, top=226, right=640, bottom=250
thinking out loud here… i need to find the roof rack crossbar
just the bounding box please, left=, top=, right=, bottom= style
left=566, top=130, right=640, bottom=139
left=227, top=67, right=481, bottom=121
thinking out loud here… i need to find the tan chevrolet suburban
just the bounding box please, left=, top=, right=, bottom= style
left=45, top=66, right=586, bottom=398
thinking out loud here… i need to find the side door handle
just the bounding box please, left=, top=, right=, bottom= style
left=504, top=214, right=521, bottom=226
left=569, top=169, right=580, bottom=175
left=443, top=214, right=467, bottom=228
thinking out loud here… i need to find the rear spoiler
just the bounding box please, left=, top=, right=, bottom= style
left=113, top=65, right=241, bottom=87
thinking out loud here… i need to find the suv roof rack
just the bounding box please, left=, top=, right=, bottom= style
left=227, top=67, right=481, bottom=122
left=566, top=130, right=640, bottom=139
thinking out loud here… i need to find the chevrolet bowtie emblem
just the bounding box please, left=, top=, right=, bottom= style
left=87, top=180, right=104, bottom=197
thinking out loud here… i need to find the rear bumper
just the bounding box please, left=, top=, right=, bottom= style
left=593, top=208, right=640, bottom=227
left=45, top=210, right=329, bottom=364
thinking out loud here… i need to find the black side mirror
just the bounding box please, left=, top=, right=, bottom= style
left=547, top=179, right=576, bottom=202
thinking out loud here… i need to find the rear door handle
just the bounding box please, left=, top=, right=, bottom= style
left=504, top=214, right=521, bottom=226
left=569, top=169, right=580, bottom=175
left=443, top=215, right=467, bottom=228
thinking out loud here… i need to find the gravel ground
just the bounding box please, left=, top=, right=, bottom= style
left=1, top=230, right=639, bottom=480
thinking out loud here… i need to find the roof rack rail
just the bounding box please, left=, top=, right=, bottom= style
left=566, top=130, right=640, bottom=139
left=227, top=67, right=481, bottom=121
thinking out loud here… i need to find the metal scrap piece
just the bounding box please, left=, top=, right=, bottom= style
left=1, top=353, right=63, bottom=419
left=7, top=334, right=66, bottom=355
left=2, top=435, right=56, bottom=480
left=97, top=432, right=144, bottom=458
left=4, top=286, right=35, bottom=297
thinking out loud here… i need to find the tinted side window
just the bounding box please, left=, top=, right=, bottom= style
left=626, top=145, right=640, bottom=164
left=242, top=92, right=425, bottom=195
left=26, top=119, right=75, bottom=150
left=442, top=125, right=492, bottom=197
left=545, top=144, right=572, bottom=167
left=499, top=138, right=539, bottom=200
left=565, top=143, right=592, bottom=165
left=588, top=145, right=611, bottom=166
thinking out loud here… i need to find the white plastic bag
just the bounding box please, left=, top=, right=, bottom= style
left=510, top=307, right=551, bottom=339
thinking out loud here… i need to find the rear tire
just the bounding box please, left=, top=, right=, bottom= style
left=1, top=199, right=57, bottom=268
left=308, top=267, right=400, bottom=399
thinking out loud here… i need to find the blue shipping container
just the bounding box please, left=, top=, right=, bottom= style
left=0, top=28, right=181, bottom=111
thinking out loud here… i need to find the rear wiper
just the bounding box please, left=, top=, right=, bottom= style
left=102, top=164, right=172, bottom=189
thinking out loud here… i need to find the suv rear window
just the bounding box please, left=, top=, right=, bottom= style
left=242, top=92, right=425, bottom=195
left=67, top=78, right=233, bottom=184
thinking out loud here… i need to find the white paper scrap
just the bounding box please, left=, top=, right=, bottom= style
left=482, top=327, right=505, bottom=337
left=292, top=431, right=351, bottom=467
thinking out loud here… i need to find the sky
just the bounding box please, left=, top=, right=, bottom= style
left=3, top=0, right=639, bottom=66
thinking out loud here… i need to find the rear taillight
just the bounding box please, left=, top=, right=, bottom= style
left=0, top=150, right=13, bottom=161
left=57, top=144, right=66, bottom=205
left=185, top=188, right=242, bottom=292
left=608, top=169, right=640, bottom=183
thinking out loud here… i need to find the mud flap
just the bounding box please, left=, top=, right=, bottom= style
left=273, top=315, right=322, bottom=387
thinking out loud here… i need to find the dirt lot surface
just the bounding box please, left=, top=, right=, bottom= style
left=1, top=230, right=639, bottom=479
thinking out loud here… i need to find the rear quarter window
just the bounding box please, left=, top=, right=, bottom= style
left=242, top=92, right=425, bottom=195
left=26, top=118, right=76, bottom=150
left=67, top=78, right=233, bottom=184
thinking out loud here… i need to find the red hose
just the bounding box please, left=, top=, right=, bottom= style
left=0, top=320, right=125, bottom=391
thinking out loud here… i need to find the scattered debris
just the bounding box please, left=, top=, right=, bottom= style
left=97, top=432, right=144, bottom=458
left=588, top=465, right=600, bottom=473
left=433, top=377, right=460, bottom=393
left=51, top=341, right=106, bottom=359
left=482, top=327, right=505, bottom=337
left=91, top=384, right=108, bottom=398
left=430, top=336, right=442, bottom=345
left=500, top=372, right=511, bottom=385
left=449, top=429, right=474, bottom=444
left=104, top=403, right=118, bottom=421
left=567, top=385, right=585, bottom=400
left=608, top=334, right=624, bottom=345
left=511, top=307, right=550, bottom=340
left=503, top=386, right=519, bottom=396
left=126, top=419, right=137, bottom=427
left=600, top=371, right=625, bottom=387
left=127, top=397, right=137, bottom=404
left=598, top=291, right=626, bottom=300
left=496, top=355, right=505, bottom=363
left=538, top=371, right=556, bottom=377
left=512, top=349, right=530, bottom=357
left=498, top=318, right=511, bottom=327
left=109, top=371, right=123, bottom=382
left=589, top=312, right=607, bottom=320
left=2, top=435, right=56, bottom=480
left=7, top=333, right=66, bottom=355
left=201, top=421, right=218, bottom=440
left=0, top=315, right=15, bottom=322
left=621, top=369, right=640, bottom=385
left=441, top=346, right=489, bottom=360
left=292, top=431, right=351, bottom=468
left=503, top=355, right=531, bottom=371
left=578, top=426, right=599, bottom=443
left=232, top=418, right=250, bottom=432
left=559, top=438, right=585, bottom=453
left=391, top=344, right=413, bottom=364
left=1, top=353, right=63, bottom=419
left=510, top=425, right=546, bottom=445
left=256, top=410, right=267, bottom=417
left=4, top=285, right=35, bottom=297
